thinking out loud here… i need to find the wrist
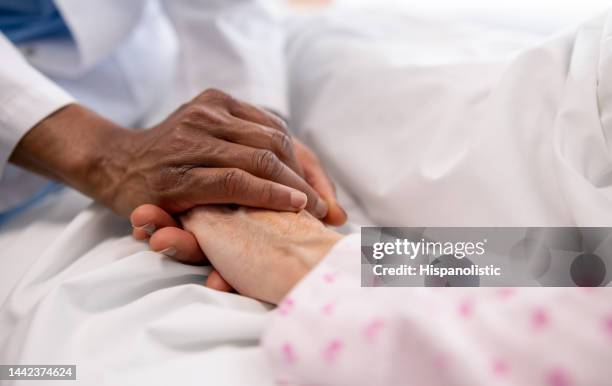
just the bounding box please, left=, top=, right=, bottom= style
left=55, top=106, right=133, bottom=206
left=10, top=104, right=132, bottom=207
left=76, top=119, right=135, bottom=211
left=273, top=231, right=344, bottom=304
left=294, top=232, right=344, bottom=272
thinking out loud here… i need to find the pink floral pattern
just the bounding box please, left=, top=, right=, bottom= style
left=262, top=235, right=611, bottom=386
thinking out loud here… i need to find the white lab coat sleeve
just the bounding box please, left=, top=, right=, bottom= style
left=161, top=0, right=287, bottom=116
left=0, top=33, right=74, bottom=177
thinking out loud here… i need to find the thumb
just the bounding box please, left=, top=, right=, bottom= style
left=294, top=140, right=347, bottom=226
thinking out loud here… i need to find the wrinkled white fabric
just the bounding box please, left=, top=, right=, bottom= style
left=288, top=10, right=612, bottom=227
left=259, top=10, right=612, bottom=385
left=0, top=190, right=275, bottom=386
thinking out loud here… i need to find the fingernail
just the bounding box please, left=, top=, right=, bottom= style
left=133, top=223, right=156, bottom=236
left=159, top=246, right=177, bottom=257
left=314, top=199, right=329, bottom=219
left=290, top=191, right=308, bottom=210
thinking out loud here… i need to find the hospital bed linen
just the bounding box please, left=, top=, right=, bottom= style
left=260, top=10, right=612, bottom=384
left=288, top=9, right=612, bottom=227
left=0, top=189, right=275, bottom=386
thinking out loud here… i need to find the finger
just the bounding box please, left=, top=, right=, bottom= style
left=193, top=88, right=288, bottom=133
left=217, top=143, right=328, bottom=219
left=130, top=204, right=178, bottom=240
left=213, top=117, right=304, bottom=176
left=193, top=93, right=303, bottom=175
left=294, top=140, right=347, bottom=226
left=227, top=97, right=289, bottom=134
left=304, top=163, right=347, bottom=226
left=176, top=167, right=310, bottom=213
left=325, top=198, right=348, bottom=226
left=205, top=269, right=234, bottom=292
left=149, top=226, right=209, bottom=265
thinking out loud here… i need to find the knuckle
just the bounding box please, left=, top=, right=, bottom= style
left=168, top=124, right=194, bottom=150
left=208, top=88, right=226, bottom=97
left=182, top=103, right=225, bottom=127
left=262, top=110, right=289, bottom=133
left=272, top=130, right=293, bottom=157
left=182, top=101, right=201, bottom=115
left=150, top=167, right=189, bottom=206
left=182, top=104, right=205, bottom=122
left=253, top=149, right=283, bottom=179
left=150, top=167, right=176, bottom=191
left=176, top=102, right=190, bottom=114
left=221, top=168, right=246, bottom=196
left=159, top=166, right=190, bottom=190
left=198, top=88, right=230, bottom=103
left=272, top=115, right=289, bottom=132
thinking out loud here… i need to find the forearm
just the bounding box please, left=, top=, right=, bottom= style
left=9, top=104, right=132, bottom=208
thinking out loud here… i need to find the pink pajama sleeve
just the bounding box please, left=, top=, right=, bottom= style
left=262, top=234, right=612, bottom=386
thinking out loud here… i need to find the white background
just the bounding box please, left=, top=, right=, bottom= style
left=282, top=0, right=611, bottom=33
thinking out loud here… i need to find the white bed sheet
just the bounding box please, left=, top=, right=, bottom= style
left=0, top=189, right=274, bottom=386
left=288, top=9, right=612, bottom=227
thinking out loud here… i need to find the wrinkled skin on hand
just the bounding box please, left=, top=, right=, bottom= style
left=130, top=136, right=347, bottom=293
left=103, top=88, right=329, bottom=218
left=181, top=206, right=343, bottom=304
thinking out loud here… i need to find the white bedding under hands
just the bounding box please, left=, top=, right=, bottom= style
left=0, top=190, right=274, bottom=386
